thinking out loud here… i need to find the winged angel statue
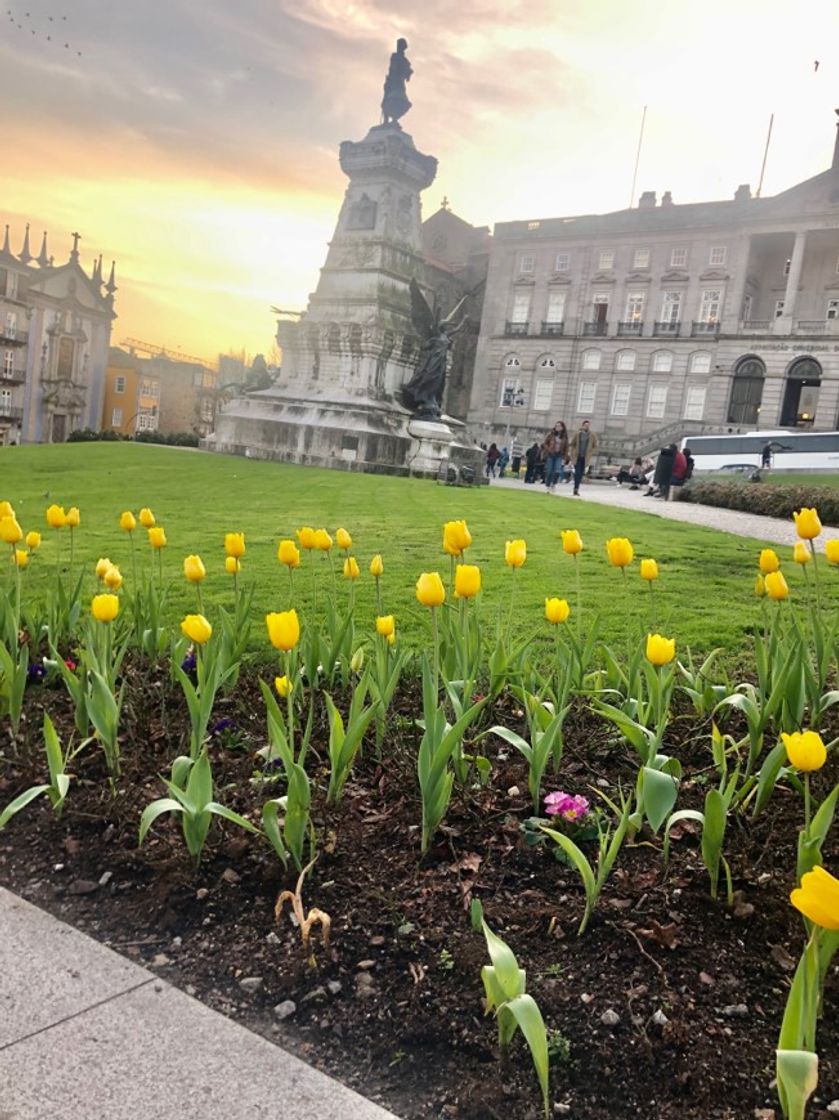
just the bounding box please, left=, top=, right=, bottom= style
left=400, top=279, right=468, bottom=420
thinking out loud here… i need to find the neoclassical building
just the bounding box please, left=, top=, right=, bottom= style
left=0, top=224, right=116, bottom=444
left=469, top=115, right=839, bottom=455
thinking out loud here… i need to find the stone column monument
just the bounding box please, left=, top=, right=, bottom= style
left=208, top=40, right=481, bottom=478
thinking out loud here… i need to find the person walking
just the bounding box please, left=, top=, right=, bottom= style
left=485, top=442, right=500, bottom=479
left=542, top=420, right=569, bottom=492
left=568, top=419, right=598, bottom=496
left=498, top=446, right=510, bottom=477
left=510, top=436, right=524, bottom=476
left=524, top=441, right=541, bottom=483
left=761, top=442, right=772, bottom=470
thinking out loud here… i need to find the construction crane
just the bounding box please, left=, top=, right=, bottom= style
left=120, top=337, right=214, bottom=369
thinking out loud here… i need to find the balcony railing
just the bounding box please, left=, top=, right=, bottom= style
left=0, top=403, right=23, bottom=422
left=616, top=320, right=643, bottom=337
left=796, top=320, right=839, bottom=334
left=504, top=321, right=529, bottom=337
left=539, top=320, right=564, bottom=337
left=0, top=326, right=26, bottom=344
left=740, top=320, right=772, bottom=333
left=691, top=320, right=720, bottom=337
left=583, top=321, right=608, bottom=337
left=652, top=320, right=680, bottom=337
left=0, top=368, right=25, bottom=384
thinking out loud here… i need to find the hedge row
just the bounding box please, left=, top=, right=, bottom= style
left=678, top=479, right=839, bottom=523
left=68, top=428, right=200, bottom=447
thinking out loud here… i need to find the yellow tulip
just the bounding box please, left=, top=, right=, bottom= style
left=225, top=555, right=241, bottom=574
left=0, top=500, right=14, bottom=518
left=505, top=539, right=527, bottom=568
left=119, top=510, right=136, bottom=532
left=606, top=537, right=634, bottom=568
left=25, top=531, right=41, bottom=551
left=416, top=571, right=446, bottom=608
left=793, top=541, right=811, bottom=566
left=183, top=554, right=206, bottom=583
left=640, top=558, right=659, bottom=582
left=825, top=539, right=839, bottom=565
left=755, top=573, right=766, bottom=598
left=781, top=730, right=827, bottom=772
left=181, top=614, right=213, bottom=644
left=274, top=674, right=293, bottom=698
left=370, top=554, right=384, bottom=578
left=65, top=506, right=80, bottom=529
left=148, top=527, right=167, bottom=549
left=759, top=548, right=780, bottom=574
left=266, top=608, right=300, bottom=651
left=442, top=519, right=472, bottom=557
left=343, top=556, right=360, bottom=580
left=387, top=630, right=396, bottom=646
left=103, top=565, right=123, bottom=590
left=376, top=615, right=395, bottom=638
left=545, top=597, right=570, bottom=624
left=336, top=527, right=353, bottom=551
left=454, top=563, right=481, bottom=598
left=138, top=507, right=155, bottom=528
left=793, top=507, right=822, bottom=540
left=14, top=549, right=28, bottom=568
left=0, top=516, right=23, bottom=545
left=297, top=526, right=316, bottom=550
left=790, top=865, right=839, bottom=930
left=46, top=504, right=66, bottom=529
left=224, top=532, right=245, bottom=558
left=646, top=632, right=675, bottom=667
left=277, top=540, right=301, bottom=569
left=314, top=528, right=333, bottom=551
left=91, top=593, right=119, bottom=623
left=350, top=647, right=365, bottom=673
left=95, top=557, right=112, bottom=580
left=765, top=571, right=789, bottom=601
left=561, top=529, right=583, bottom=556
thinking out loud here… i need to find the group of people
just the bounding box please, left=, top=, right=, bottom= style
left=615, top=443, right=694, bottom=499
left=515, top=420, right=600, bottom=496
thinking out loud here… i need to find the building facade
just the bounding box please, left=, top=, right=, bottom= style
left=114, top=343, right=219, bottom=437
left=469, top=117, right=839, bottom=458
left=0, top=224, right=115, bottom=445
left=101, top=348, right=161, bottom=435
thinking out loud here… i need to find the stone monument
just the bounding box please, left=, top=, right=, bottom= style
left=207, top=40, right=482, bottom=479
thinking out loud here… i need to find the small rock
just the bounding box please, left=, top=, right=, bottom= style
left=265, top=931, right=281, bottom=945
left=596, top=778, right=610, bottom=788
left=185, top=985, right=197, bottom=997
left=828, top=1102, right=839, bottom=1116
left=221, top=868, right=240, bottom=884
left=196, top=887, right=209, bottom=900
left=355, top=972, right=376, bottom=999
left=369, top=935, right=386, bottom=946
left=302, top=986, right=327, bottom=1004
left=732, top=891, right=755, bottom=920
left=239, top=976, right=263, bottom=994
left=153, top=982, right=163, bottom=993
left=151, top=953, right=170, bottom=967
left=722, top=1003, right=749, bottom=1018
left=507, top=785, right=520, bottom=797
left=327, top=980, right=342, bottom=995
left=651, top=1009, right=669, bottom=1026
left=67, top=879, right=98, bottom=896
left=754, top=1110, right=776, bottom=1119
left=699, top=971, right=715, bottom=986
left=553, top=1106, right=572, bottom=1116
left=53, top=863, right=65, bottom=872
left=357, top=959, right=376, bottom=970
left=98, top=871, right=113, bottom=887
left=600, top=1009, right=620, bottom=1026
left=170, top=936, right=182, bottom=950
left=274, top=999, right=297, bottom=1021
left=580, top=993, right=593, bottom=1004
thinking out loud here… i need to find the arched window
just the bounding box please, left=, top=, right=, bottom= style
left=537, top=356, right=556, bottom=370
left=504, top=355, right=521, bottom=369
left=652, top=350, right=674, bottom=373
left=616, top=350, right=636, bottom=372
left=781, top=357, right=822, bottom=427
left=581, top=348, right=601, bottom=371
left=727, top=355, right=765, bottom=425
left=689, top=351, right=712, bottom=374
left=499, top=356, right=524, bottom=407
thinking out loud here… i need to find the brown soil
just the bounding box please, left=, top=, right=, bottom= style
left=1, top=660, right=837, bottom=1120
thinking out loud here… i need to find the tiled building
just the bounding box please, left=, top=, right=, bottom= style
left=469, top=115, right=839, bottom=457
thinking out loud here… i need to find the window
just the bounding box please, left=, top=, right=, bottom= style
left=581, top=349, right=601, bottom=371
left=6, top=271, right=17, bottom=299
left=111, top=407, right=123, bottom=427
left=577, top=382, right=597, bottom=412
left=500, top=377, right=524, bottom=407
left=783, top=259, right=791, bottom=276
left=0, top=388, right=11, bottom=412
left=633, top=248, right=650, bottom=269
left=4, top=311, right=17, bottom=336
left=742, top=293, right=753, bottom=321
left=141, top=378, right=152, bottom=396
left=670, top=247, right=687, bottom=268
left=611, top=383, right=631, bottom=416
left=684, top=386, right=707, bottom=420
left=114, top=375, right=126, bottom=394
left=538, top=357, right=556, bottom=370
left=728, top=356, right=766, bottom=425
left=699, top=289, right=722, bottom=323
left=511, top=291, right=530, bottom=324
left=533, top=377, right=553, bottom=411
left=192, top=370, right=205, bottom=386
left=57, top=337, right=74, bottom=379
left=660, top=291, right=681, bottom=323
left=616, top=350, right=636, bottom=371
left=690, top=352, right=712, bottom=374
left=652, top=351, right=674, bottom=373
left=546, top=290, right=566, bottom=322
left=200, top=397, right=214, bottom=421
left=554, top=253, right=570, bottom=272
left=835, top=254, right=839, bottom=274
left=709, top=246, right=727, bottom=266
left=136, top=410, right=157, bottom=431
left=647, top=384, right=668, bottom=418
left=624, top=292, right=645, bottom=322
left=774, top=299, right=786, bottom=319
left=519, top=254, right=534, bottom=274
left=2, top=349, right=12, bottom=374
left=827, top=300, right=839, bottom=321
left=598, top=250, right=614, bottom=270
left=504, top=356, right=521, bottom=370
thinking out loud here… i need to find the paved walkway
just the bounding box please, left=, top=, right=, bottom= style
left=0, top=887, right=398, bottom=1120
left=492, top=476, right=838, bottom=547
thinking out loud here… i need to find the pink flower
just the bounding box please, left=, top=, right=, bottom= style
left=64, top=660, right=76, bottom=672
left=544, top=791, right=590, bottom=822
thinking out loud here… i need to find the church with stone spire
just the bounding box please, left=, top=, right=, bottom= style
left=0, top=222, right=116, bottom=444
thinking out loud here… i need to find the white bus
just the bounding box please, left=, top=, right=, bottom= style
left=682, top=431, right=839, bottom=473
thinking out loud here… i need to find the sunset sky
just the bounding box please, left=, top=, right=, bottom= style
left=2, top=0, right=838, bottom=364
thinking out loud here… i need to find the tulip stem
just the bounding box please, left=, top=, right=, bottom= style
left=68, top=527, right=74, bottom=575
left=574, top=554, right=581, bottom=640
left=810, top=542, right=821, bottom=613
left=233, top=568, right=238, bottom=607
left=431, top=606, right=440, bottom=695
left=287, top=566, right=294, bottom=605
left=158, top=549, right=163, bottom=587
left=648, top=581, right=655, bottom=632
left=374, top=574, right=382, bottom=616
left=285, top=651, right=295, bottom=759
left=506, top=567, right=517, bottom=644
left=129, top=534, right=137, bottom=592
left=196, top=582, right=204, bottom=615
left=803, top=773, right=812, bottom=848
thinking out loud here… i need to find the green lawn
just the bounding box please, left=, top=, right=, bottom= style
left=0, top=442, right=825, bottom=655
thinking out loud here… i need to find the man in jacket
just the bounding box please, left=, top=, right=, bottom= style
left=568, top=420, right=599, bottom=496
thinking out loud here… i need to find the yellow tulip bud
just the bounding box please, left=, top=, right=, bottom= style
left=224, top=532, right=245, bottom=558
left=138, top=507, right=155, bottom=529
left=793, top=507, right=822, bottom=540
left=336, top=527, right=353, bottom=551
left=370, top=553, right=384, bottom=578
left=95, top=556, right=112, bottom=580
left=181, top=614, right=213, bottom=645
left=545, top=597, right=570, bottom=624
left=91, top=593, right=119, bottom=623
left=790, top=865, right=839, bottom=930
left=103, top=565, right=123, bottom=590
left=46, top=504, right=66, bottom=529
left=350, top=648, right=365, bottom=673
left=416, top=571, right=446, bottom=608
left=25, top=531, right=41, bottom=551
left=781, top=730, right=827, bottom=772
left=277, top=539, right=301, bottom=569
left=825, top=539, right=839, bottom=565
left=765, top=571, right=789, bottom=601
left=148, top=527, right=167, bottom=549
left=759, top=548, right=780, bottom=574
left=296, top=526, right=316, bottom=550
left=646, top=632, right=675, bottom=667
left=119, top=510, right=136, bottom=532
left=376, top=615, right=395, bottom=638
left=387, top=631, right=396, bottom=646
left=0, top=501, right=14, bottom=518
left=606, top=537, right=634, bottom=568
left=561, top=529, right=583, bottom=556
left=65, top=506, right=80, bottom=529
left=755, top=573, right=766, bottom=598
left=183, top=554, right=206, bottom=583
left=314, top=528, right=333, bottom=551
left=343, top=556, right=360, bottom=580
left=0, top=515, right=23, bottom=545
left=225, top=555, right=241, bottom=574
left=442, top=520, right=472, bottom=557
left=274, top=674, right=293, bottom=698
left=640, top=558, right=658, bottom=582
left=793, top=541, right=811, bottom=566
left=454, top=563, right=481, bottom=599
left=14, top=548, right=28, bottom=568
left=505, top=539, right=527, bottom=568
left=266, top=608, right=300, bottom=651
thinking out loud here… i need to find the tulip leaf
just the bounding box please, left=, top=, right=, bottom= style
left=640, top=765, right=679, bottom=834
